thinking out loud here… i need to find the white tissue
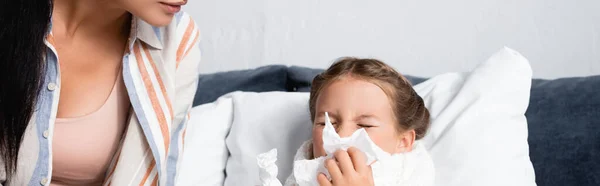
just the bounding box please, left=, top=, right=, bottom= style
left=257, top=148, right=283, bottom=186
left=292, top=112, right=391, bottom=186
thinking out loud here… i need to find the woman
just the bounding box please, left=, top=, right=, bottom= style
left=0, top=0, right=200, bottom=185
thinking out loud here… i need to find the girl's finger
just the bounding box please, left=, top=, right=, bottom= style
left=325, top=158, right=343, bottom=181
left=347, top=147, right=368, bottom=173
left=317, top=173, right=332, bottom=186
left=334, top=150, right=355, bottom=174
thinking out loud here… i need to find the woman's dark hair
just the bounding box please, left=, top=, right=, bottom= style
left=0, top=0, right=53, bottom=178
left=309, top=57, right=430, bottom=140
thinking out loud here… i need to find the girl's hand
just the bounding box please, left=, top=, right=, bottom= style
left=317, top=147, right=374, bottom=186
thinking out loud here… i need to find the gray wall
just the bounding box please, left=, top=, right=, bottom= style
left=185, top=0, right=600, bottom=78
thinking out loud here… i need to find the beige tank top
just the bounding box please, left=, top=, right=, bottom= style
left=51, top=73, right=130, bottom=186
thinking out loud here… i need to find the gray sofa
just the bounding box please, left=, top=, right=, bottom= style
left=192, top=65, right=600, bottom=186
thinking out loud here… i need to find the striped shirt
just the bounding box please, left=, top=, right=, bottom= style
left=0, top=12, right=201, bottom=186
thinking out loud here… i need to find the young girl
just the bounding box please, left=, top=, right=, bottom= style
left=285, top=57, right=435, bottom=186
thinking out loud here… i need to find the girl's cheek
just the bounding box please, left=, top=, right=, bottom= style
left=367, top=130, right=398, bottom=154
left=312, top=127, right=325, bottom=157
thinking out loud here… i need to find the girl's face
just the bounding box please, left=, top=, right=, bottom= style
left=117, top=0, right=187, bottom=26
left=312, top=76, right=415, bottom=158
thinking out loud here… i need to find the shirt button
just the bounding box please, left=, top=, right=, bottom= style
left=42, top=130, right=49, bottom=138
left=40, top=177, right=48, bottom=185
left=47, top=83, right=56, bottom=91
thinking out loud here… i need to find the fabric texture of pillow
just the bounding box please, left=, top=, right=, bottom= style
left=414, top=47, right=536, bottom=186
left=224, top=92, right=312, bottom=186
left=177, top=97, right=234, bottom=186
left=527, top=76, right=600, bottom=185
left=193, top=65, right=289, bottom=106
left=221, top=48, right=537, bottom=186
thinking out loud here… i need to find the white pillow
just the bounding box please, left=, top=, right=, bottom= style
left=414, top=47, right=536, bottom=186
left=221, top=47, right=537, bottom=186
left=224, top=92, right=312, bottom=186
left=177, top=97, right=234, bottom=186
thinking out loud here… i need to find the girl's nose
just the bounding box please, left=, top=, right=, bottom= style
left=336, top=123, right=357, bottom=138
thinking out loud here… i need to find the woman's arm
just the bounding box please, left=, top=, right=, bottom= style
left=172, top=20, right=201, bottom=138
left=170, top=14, right=202, bottom=184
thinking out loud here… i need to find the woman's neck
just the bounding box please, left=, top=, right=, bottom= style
left=52, top=0, right=130, bottom=39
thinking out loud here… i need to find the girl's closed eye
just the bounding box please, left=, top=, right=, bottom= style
left=358, top=124, right=375, bottom=128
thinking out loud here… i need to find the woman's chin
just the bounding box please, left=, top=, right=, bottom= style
left=148, top=17, right=174, bottom=27
left=138, top=13, right=175, bottom=27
